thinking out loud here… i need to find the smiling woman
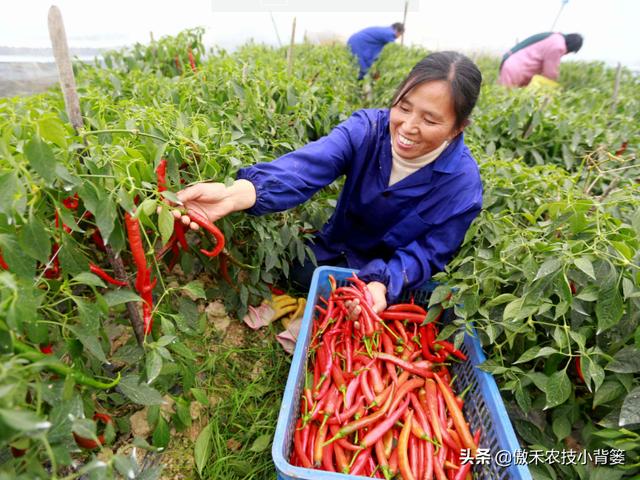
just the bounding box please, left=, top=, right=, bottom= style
left=172, top=51, right=483, bottom=311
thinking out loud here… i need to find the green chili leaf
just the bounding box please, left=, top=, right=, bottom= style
left=596, top=279, right=623, bottom=334
left=606, top=346, right=640, bottom=373
left=24, top=136, right=56, bottom=184
left=573, top=257, right=595, bottom=280
left=619, top=386, right=640, bottom=427
left=194, top=422, right=214, bottom=475
left=18, top=216, right=50, bottom=264
left=544, top=370, right=572, bottom=409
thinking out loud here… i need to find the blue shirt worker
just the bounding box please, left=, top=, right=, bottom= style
left=348, top=23, right=405, bottom=79
left=173, top=51, right=483, bottom=313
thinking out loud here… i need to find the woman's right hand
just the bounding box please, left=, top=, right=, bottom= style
left=172, top=179, right=257, bottom=230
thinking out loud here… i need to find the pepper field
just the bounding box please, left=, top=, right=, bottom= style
left=0, top=28, right=639, bottom=479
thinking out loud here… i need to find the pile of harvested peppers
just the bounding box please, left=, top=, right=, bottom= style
left=290, top=275, right=480, bottom=479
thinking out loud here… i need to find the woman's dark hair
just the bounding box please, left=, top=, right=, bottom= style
left=564, top=33, right=583, bottom=53
left=391, top=22, right=405, bottom=35
left=391, top=51, right=482, bottom=130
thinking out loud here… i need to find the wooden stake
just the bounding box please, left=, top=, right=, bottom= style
left=287, top=17, right=296, bottom=75
left=48, top=6, right=83, bottom=132
left=47, top=5, right=146, bottom=346
left=270, top=11, right=283, bottom=48
left=401, top=0, right=409, bottom=46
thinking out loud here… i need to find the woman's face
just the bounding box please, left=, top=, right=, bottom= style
left=389, top=80, right=462, bottom=159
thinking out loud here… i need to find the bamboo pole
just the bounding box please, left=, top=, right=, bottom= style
left=48, top=6, right=83, bottom=132
left=550, top=0, right=568, bottom=30
left=47, top=5, right=146, bottom=346
left=270, top=11, right=283, bottom=48
left=287, top=17, right=296, bottom=75
left=401, top=0, right=409, bottom=46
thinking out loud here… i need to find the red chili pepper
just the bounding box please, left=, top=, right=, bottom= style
left=293, top=419, right=312, bottom=468
left=89, top=263, right=127, bottom=287
left=334, top=434, right=361, bottom=452
left=433, top=374, right=476, bottom=456
left=343, top=376, right=359, bottom=411
left=326, top=383, right=395, bottom=444
left=174, top=221, right=189, bottom=250
left=156, top=158, right=168, bottom=192
left=330, top=359, right=347, bottom=394
left=305, top=394, right=328, bottom=424
left=320, top=386, right=341, bottom=426
left=43, top=245, right=61, bottom=279
left=368, top=361, right=385, bottom=395
left=186, top=210, right=225, bottom=257
left=387, top=303, right=428, bottom=315
left=575, top=357, right=585, bottom=383
left=188, top=48, right=197, bottom=73
left=333, top=439, right=349, bottom=473
left=314, top=336, right=336, bottom=399
left=380, top=311, right=427, bottom=323
left=93, top=413, right=112, bottom=424
left=434, top=454, right=448, bottom=480
left=219, top=253, right=236, bottom=289
left=350, top=447, right=373, bottom=476
left=124, top=213, right=153, bottom=334
left=410, top=435, right=420, bottom=480
left=73, top=412, right=112, bottom=450
left=435, top=340, right=468, bottom=361
left=615, top=141, right=628, bottom=156
left=359, top=369, right=376, bottom=405
left=347, top=273, right=373, bottom=305
left=91, top=230, right=106, bottom=251
left=54, top=210, right=72, bottom=234
left=0, top=253, right=8, bottom=270
left=393, top=319, right=409, bottom=345
left=375, top=438, right=389, bottom=469
left=10, top=446, right=27, bottom=458
left=331, top=396, right=364, bottom=425
left=373, top=352, right=432, bottom=378
left=62, top=193, right=80, bottom=210
left=389, top=378, right=424, bottom=414
left=398, top=409, right=416, bottom=480
left=410, top=393, right=431, bottom=433
left=313, top=422, right=329, bottom=467
left=388, top=447, right=399, bottom=477
left=39, top=344, right=53, bottom=355
left=360, top=396, right=410, bottom=448
left=453, top=430, right=480, bottom=480
left=124, top=213, right=147, bottom=271
left=268, top=284, right=286, bottom=296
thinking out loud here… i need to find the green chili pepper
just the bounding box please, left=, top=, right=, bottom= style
left=13, top=339, right=120, bottom=389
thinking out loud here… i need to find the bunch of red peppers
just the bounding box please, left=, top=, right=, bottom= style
left=1, top=158, right=226, bottom=340
left=290, top=275, right=480, bottom=479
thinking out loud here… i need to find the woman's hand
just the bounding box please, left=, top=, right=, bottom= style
left=366, top=281, right=387, bottom=313
left=345, top=281, right=388, bottom=322
left=172, top=179, right=256, bottom=230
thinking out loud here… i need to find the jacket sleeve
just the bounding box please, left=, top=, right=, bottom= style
left=236, top=111, right=371, bottom=215
left=358, top=193, right=481, bottom=303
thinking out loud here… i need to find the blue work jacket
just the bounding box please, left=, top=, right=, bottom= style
left=237, top=109, right=483, bottom=302
left=347, top=26, right=397, bottom=78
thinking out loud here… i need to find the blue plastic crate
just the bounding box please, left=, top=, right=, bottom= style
left=273, top=266, right=532, bottom=480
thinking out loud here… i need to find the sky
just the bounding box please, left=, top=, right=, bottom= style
left=1, top=0, right=639, bottom=69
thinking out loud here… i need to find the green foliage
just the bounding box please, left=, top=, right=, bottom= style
left=0, top=27, right=638, bottom=479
